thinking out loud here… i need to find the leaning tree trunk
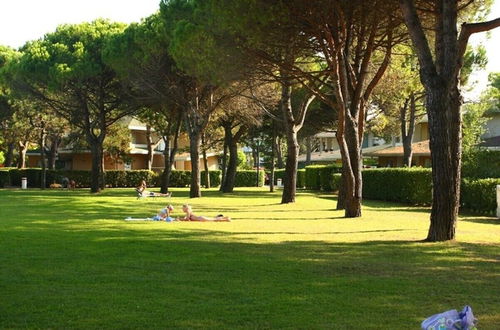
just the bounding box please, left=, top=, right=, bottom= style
left=188, top=132, right=202, bottom=198
left=4, top=142, right=15, bottom=167
left=160, top=113, right=182, bottom=193
left=425, top=85, right=462, bottom=241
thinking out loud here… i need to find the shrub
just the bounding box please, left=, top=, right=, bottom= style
left=330, top=173, right=342, bottom=192
left=305, top=165, right=323, bottom=190
left=201, top=170, right=222, bottom=187
left=461, top=178, right=500, bottom=215
left=362, top=168, right=432, bottom=205
left=305, top=164, right=342, bottom=190
left=235, top=170, right=265, bottom=187
left=319, top=165, right=342, bottom=191
left=168, top=171, right=191, bottom=187
left=297, top=169, right=306, bottom=188
left=0, top=170, right=10, bottom=187
left=462, top=149, right=500, bottom=179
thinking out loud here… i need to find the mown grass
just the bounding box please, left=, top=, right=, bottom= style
left=0, top=187, right=499, bottom=329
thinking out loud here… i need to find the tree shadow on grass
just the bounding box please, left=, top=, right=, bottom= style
left=1, top=223, right=499, bottom=329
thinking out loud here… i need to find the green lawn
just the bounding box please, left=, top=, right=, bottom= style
left=0, top=187, right=499, bottom=329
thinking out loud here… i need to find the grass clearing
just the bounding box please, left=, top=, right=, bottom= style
left=0, top=187, right=499, bottom=328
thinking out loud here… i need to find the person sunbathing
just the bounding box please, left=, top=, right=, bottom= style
left=153, top=205, right=175, bottom=222
left=136, top=180, right=171, bottom=197
left=177, top=204, right=231, bottom=222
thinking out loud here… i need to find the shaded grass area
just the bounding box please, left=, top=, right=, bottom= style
left=0, top=188, right=499, bottom=329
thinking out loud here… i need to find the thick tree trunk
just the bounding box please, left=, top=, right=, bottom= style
left=281, top=131, right=299, bottom=203
left=89, top=141, right=104, bottom=193
left=223, top=137, right=239, bottom=193
left=425, top=85, right=461, bottom=241
left=338, top=116, right=362, bottom=217
left=47, top=137, right=60, bottom=170
left=17, top=142, right=28, bottom=169
left=146, top=125, right=153, bottom=171
left=189, top=132, right=202, bottom=198
left=4, top=142, right=15, bottom=167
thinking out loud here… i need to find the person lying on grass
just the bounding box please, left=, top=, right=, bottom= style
left=176, top=204, right=231, bottom=222
left=136, top=180, right=171, bottom=197
left=153, top=205, right=174, bottom=222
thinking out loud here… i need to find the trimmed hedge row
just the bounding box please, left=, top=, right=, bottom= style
left=0, top=169, right=226, bottom=188
left=234, top=170, right=265, bottom=187
left=461, top=178, right=500, bottom=215
left=362, top=168, right=433, bottom=205
left=305, top=164, right=342, bottom=191
left=0, top=170, right=10, bottom=188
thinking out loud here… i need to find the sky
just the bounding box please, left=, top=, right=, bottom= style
left=0, top=0, right=498, bottom=98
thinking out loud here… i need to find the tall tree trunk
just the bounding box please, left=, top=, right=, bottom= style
left=46, top=136, right=60, bottom=170
left=340, top=115, right=362, bottom=217
left=425, top=85, right=461, bottom=241
left=40, top=126, right=47, bottom=189
left=219, top=130, right=229, bottom=192
left=146, top=125, right=153, bottom=171
left=398, top=0, right=500, bottom=240
left=17, top=141, right=28, bottom=169
left=4, top=142, right=15, bottom=167
left=189, top=131, right=202, bottom=198
left=306, top=136, right=312, bottom=165
left=223, top=134, right=239, bottom=193
left=269, top=122, right=277, bottom=193
left=89, top=140, right=104, bottom=193
left=276, top=136, right=284, bottom=168
left=401, top=94, right=417, bottom=167
left=160, top=118, right=181, bottom=194
left=280, top=82, right=297, bottom=204
left=281, top=131, right=299, bottom=203
left=201, top=134, right=210, bottom=188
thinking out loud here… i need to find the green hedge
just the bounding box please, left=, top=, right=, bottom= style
left=201, top=170, right=221, bottom=187
left=330, top=173, right=342, bottom=192
left=461, top=178, right=500, bottom=215
left=305, top=164, right=342, bottom=191
left=297, top=169, right=306, bottom=188
left=0, top=170, right=10, bottom=187
left=362, top=168, right=433, bottom=205
left=235, top=170, right=265, bottom=187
